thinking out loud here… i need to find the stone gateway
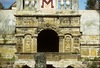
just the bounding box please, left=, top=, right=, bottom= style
left=15, top=0, right=82, bottom=68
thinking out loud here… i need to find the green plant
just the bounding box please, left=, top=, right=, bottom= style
left=89, top=62, right=98, bottom=68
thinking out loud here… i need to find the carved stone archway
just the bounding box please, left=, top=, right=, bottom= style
left=37, top=29, right=59, bottom=52
left=37, top=23, right=59, bottom=34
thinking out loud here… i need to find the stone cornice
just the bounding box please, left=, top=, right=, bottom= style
left=15, top=14, right=81, bottom=17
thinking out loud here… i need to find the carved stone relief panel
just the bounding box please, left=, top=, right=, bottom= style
left=64, top=36, right=72, bottom=52
left=81, top=49, right=89, bottom=56
left=16, top=17, right=38, bottom=26
left=24, top=0, right=37, bottom=11
left=60, top=28, right=73, bottom=35
left=38, top=17, right=58, bottom=25
left=24, top=35, right=32, bottom=52
left=71, top=17, right=79, bottom=26
left=59, top=17, right=71, bottom=27
left=37, top=23, right=59, bottom=34
left=16, top=28, right=36, bottom=35
left=16, top=37, right=23, bottom=52
left=71, top=28, right=80, bottom=35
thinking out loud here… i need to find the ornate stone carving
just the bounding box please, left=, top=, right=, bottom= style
left=17, top=17, right=38, bottom=26
left=59, top=17, right=71, bottom=26
left=71, top=17, right=79, bottom=26
left=37, top=18, right=59, bottom=34
left=72, top=0, right=78, bottom=11
left=64, top=36, right=71, bottom=52
left=24, top=35, right=32, bottom=52
left=24, top=0, right=37, bottom=10
left=37, top=23, right=59, bottom=34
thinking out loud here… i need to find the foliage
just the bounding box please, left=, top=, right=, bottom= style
left=0, top=2, right=4, bottom=9
left=86, top=0, right=96, bottom=10
left=88, top=62, right=98, bottom=68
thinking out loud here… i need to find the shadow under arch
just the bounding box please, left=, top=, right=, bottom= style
left=66, top=65, right=74, bottom=68
left=47, top=64, right=55, bottom=68
left=37, top=29, right=59, bottom=52
left=22, top=65, right=30, bottom=68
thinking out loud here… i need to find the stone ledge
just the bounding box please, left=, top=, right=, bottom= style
left=15, top=53, right=81, bottom=61
left=15, top=14, right=81, bottom=17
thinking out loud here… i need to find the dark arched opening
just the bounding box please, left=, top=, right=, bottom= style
left=37, top=29, right=59, bottom=52
left=66, top=65, right=74, bottom=68
left=47, top=64, right=55, bottom=68
left=22, top=65, right=30, bottom=68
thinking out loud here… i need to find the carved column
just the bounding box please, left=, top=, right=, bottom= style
left=22, top=37, right=24, bottom=52
left=59, top=36, right=64, bottom=52
left=33, top=36, right=37, bottom=52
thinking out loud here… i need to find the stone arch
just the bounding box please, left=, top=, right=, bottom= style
left=64, top=35, right=72, bottom=52
left=37, top=23, right=59, bottom=34
left=24, top=34, right=32, bottom=52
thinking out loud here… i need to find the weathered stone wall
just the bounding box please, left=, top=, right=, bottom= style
left=0, top=10, right=99, bottom=35
left=0, top=10, right=16, bottom=34
left=79, top=10, right=100, bottom=35
left=0, top=45, right=16, bottom=58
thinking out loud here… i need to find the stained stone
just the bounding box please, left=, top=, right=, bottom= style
left=34, top=53, right=46, bottom=68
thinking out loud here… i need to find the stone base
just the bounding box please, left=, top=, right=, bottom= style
left=14, top=59, right=85, bottom=68
left=14, top=53, right=86, bottom=68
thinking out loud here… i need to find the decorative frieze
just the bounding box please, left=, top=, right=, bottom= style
left=16, top=17, right=38, bottom=26
left=59, top=17, right=79, bottom=27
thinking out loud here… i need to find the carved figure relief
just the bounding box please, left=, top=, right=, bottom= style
left=64, top=36, right=71, bottom=52
left=72, top=0, right=78, bottom=11
left=24, top=0, right=37, bottom=10
left=24, top=35, right=32, bottom=52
